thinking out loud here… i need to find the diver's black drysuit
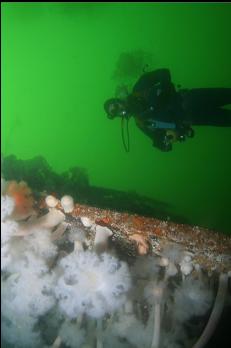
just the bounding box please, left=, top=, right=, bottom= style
left=126, top=69, right=231, bottom=151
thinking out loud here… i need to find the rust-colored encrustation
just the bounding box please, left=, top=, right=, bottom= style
left=69, top=203, right=231, bottom=273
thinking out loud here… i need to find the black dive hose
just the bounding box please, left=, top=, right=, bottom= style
left=121, top=117, right=130, bottom=152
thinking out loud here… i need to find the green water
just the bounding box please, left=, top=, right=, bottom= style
left=1, top=2, right=231, bottom=234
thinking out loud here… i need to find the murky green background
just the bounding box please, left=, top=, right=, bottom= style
left=1, top=2, right=231, bottom=233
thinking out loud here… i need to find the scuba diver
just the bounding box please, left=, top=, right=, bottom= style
left=104, top=68, right=231, bottom=151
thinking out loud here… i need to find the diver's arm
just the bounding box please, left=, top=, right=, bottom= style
left=132, top=68, right=172, bottom=96
left=132, top=69, right=176, bottom=110
left=152, top=126, right=195, bottom=150
left=152, top=129, right=173, bottom=152
left=148, top=69, right=172, bottom=88
left=135, top=117, right=173, bottom=151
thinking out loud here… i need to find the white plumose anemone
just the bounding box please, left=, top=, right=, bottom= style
left=1, top=195, right=15, bottom=221
left=173, top=277, right=213, bottom=322
left=60, top=195, right=74, bottom=213
left=54, top=251, right=132, bottom=319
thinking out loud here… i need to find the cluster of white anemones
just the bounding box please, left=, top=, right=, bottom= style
left=1, top=177, right=228, bottom=348
left=1, top=178, right=132, bottom=348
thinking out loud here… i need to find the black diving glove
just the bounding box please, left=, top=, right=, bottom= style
left=153, top=131, right=173, bottom=151
left=162, top=135, right=173, bottom=151
left=176, top=124, right=195, bottom=141
left=152, top=126, right=194, bottom=152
